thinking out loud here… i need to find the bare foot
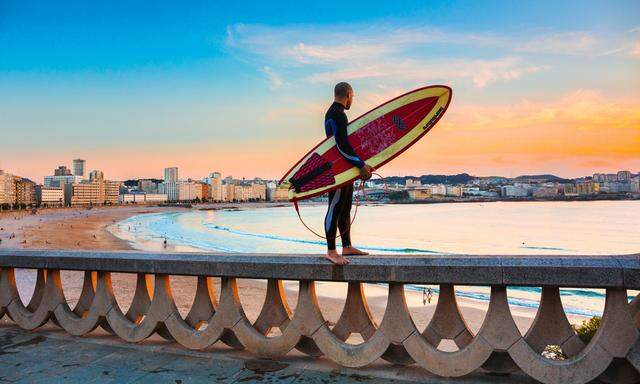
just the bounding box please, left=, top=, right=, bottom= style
left=342, top=246, right=369, bottom=256
left=325, top=250, right=349, bottom=265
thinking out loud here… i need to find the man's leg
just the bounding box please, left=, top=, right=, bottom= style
left=339, top=183, right=369, bottom=256
left=324, top=189, right=349, bottom=265
left=337, top=183, right=353, bottom=247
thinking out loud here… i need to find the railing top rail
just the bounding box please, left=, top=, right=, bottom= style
left=0, top=248, right=638, bottom=288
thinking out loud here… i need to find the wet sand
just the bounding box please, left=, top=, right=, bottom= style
left=0, top=205, right=589, bottom=348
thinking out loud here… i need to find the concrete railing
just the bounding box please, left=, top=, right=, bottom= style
left=1, top=249, right=639, bottom=384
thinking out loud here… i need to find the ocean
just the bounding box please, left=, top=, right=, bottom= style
left=109, top=200, right=640, bottom=318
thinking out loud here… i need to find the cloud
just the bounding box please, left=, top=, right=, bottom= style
left=284, top=42, right=392, bottom=64
left=226, top=23, right=591, bottom=89
left=307, top=57, right=550, bottom=88
left=225, top=23, right=507, bottom=66
left=262, top=66, right=283, bottom=89
left=372, top=88, right=640, bottom=177
left=226, top=23, right=627, bottom=64
left=632, top=41, right=640, bottom=57
left=516, top=32, right=598, bottom=54
left=443, top=89, right=640, bottom=141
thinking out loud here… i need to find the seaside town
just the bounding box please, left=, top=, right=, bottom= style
left=0, top=158, right=638, bottom=209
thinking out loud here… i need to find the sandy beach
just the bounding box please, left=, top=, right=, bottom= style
left=0, top=205, right=590, bottom=350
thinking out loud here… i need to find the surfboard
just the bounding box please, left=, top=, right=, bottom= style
left=279, top=85, right=452, bottom=201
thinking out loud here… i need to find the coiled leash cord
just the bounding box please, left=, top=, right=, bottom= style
left=293, top=173, right=387, bottom=239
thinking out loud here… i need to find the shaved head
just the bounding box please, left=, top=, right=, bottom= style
left=334, top=82, right=354, bottom=110
left=334, top=82, right=352, bottom=98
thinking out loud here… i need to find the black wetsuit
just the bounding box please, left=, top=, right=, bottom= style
left=324, top=101, right=365, bottom=251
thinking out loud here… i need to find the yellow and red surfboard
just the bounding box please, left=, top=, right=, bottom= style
left=280, top=85, right=452, bottom=201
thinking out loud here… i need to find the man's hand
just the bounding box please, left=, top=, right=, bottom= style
left=359, top=164, right=374, bottom=180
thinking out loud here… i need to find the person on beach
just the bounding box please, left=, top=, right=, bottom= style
left=323, top=82, right=374, bottom=265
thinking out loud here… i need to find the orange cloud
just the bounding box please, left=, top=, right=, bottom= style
left=379, top=89, right=640, bottom=176
left=632, top=40, right=640, bottom=57
left=5, top=90, right=638, bottom=182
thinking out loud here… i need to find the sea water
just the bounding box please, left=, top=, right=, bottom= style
left=110, top=200, right=640, bottom=318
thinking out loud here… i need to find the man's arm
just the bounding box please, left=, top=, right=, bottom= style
left=332, top=114, right=365, bottom=168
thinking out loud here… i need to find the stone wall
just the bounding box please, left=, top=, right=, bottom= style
left=1, top=249, right=639, bottom=384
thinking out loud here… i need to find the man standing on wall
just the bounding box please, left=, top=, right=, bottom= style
left=323, top=82, right=374, bottom=265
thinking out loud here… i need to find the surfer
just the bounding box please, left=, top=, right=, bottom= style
left=323, top=82, right=374, bottom=265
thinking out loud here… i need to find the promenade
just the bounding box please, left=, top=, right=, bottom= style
left=1, top=249, right=639, bottom=384
left=0, top=326, right=541, bottom=383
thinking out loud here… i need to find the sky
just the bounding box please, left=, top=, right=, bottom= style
left=0, top=0, right=639, bottom=182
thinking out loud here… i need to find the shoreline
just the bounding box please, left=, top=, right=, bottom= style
left=0, top=205, right=182, bottom=250
left=385, top=194, right=640, bottom=205
left=0, top=203, right=594, bottom=342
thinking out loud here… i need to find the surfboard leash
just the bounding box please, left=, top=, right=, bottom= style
left=293, top=173, right=388, bottom=240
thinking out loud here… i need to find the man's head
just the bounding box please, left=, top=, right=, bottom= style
left=334, top=82, right=354, bottom=110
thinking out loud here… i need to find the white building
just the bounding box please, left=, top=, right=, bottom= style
left=0, top=171, right=16, bottom=205
left=234, top=185, right=250, bottom=202
left=138, top=179, right=160, bottom=193
left=164, top=167, right=178, bottom=183
left=36, top=186, right=65, bottom=207
left=617, top=171, right=632, bottom=181
left=464, top=187, right=499, bottom=198
left=178, top=180, right=198, bottom=201
left=44, top=175, right=83, bottom=188
left=119, top=193, right=168, bottom=204
left=429, top=184, right=446, bottom=196
left=501, top=185, right=530, bottom=198
left=631, top=178, right=640, bottom=193
left=593, top=173, right=618, bottom=183
left=207, top=172, right=223, bottom=202
left=601, top=182, right=634, bottom=193
left=210, top=178, right=222, bottom=201
left=445, top=185, right=463, bottom=197
left=405, top=178, right=422, bottom=188
left=250, top=182, right=266, bottom=201
left=159, top=182, right=179, bottom=201
left=533, top=186, right=560, bottom=198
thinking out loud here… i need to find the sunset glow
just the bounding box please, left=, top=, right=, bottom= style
left=1, top=1, right=638, bottom=182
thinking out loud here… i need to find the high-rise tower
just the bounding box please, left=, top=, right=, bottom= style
left=72, top=159, right=86, bottom=177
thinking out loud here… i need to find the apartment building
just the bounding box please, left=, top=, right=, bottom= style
left=15, top=178, right=36, bottom=206
left=0, top=171, right=16, bottom=205
left=36, top=186, right=65, bottom=207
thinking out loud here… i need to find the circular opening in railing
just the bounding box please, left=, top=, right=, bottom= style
left=454, top=285, right=489, bottom=336
left=168, top=275, right=198, bottom=319
left=13, top=268, right=40, bottom=306
left=236, top=278, right=267, bottom=325
left=315, top=280, right=348, bottom=332
left=111, top=272, right=152, bottom=320
left=560, top=285, right=605, bottom=341
left=187, top=277, right=221, bottom=332
left=280, top=279, right=298, bottom=313
left=361, top=282, right=388, bottom=326
left=506, top=285, right=542, bottom=337
left=60, top=270, right=95, bottom=314
left=403, top=283, right=437, bottom=336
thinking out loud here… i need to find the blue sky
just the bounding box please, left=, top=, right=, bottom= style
left=1, top=1, right=639, bottom=181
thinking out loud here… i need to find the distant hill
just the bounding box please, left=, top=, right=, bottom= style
left=420, top=173, right=475, bottom=184
left=373, top=173, right=577, bottom=185
left=514, top=174, right=572, bottom=183
left=376, top=173, right=476, bottom=185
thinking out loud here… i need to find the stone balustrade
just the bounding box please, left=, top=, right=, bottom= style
left=1, top=249, right=639, bottom=384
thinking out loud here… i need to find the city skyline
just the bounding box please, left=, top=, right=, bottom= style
left=0, top=157, right=639, bottom=186
left=1, top=1, right=639, bottom=180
